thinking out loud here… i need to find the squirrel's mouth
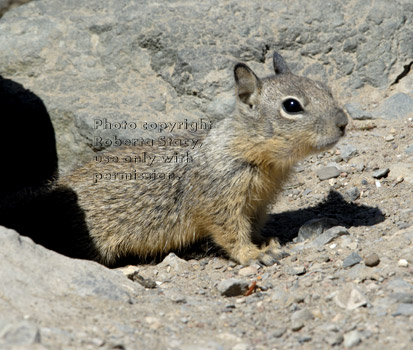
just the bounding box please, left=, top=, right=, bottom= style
left=314, top=125, right=346, bottom=151
left=314, top=137, right=340, bottom=151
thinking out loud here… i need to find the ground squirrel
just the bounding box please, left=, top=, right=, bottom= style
left=59, top=52, right=348, bottom=266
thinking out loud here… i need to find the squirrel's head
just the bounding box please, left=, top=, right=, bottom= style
left=234, top=52, right=348, bottom=163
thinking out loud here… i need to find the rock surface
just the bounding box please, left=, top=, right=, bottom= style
left=0, top=0, right=412, bottom=349
left=0, top=0, right=412, bottom=172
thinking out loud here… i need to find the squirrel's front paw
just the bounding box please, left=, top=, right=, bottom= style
left=236, top=244, right=289, bottom=266
left=256, top=248, right=289, bottom=266
left=257, top=238, right=290, bottom=265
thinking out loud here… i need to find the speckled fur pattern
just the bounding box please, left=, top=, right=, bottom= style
left=60, top=52, right=348, bottom=266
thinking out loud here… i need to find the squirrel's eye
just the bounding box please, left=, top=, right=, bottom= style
left=282, top=98, right=304, bottom=114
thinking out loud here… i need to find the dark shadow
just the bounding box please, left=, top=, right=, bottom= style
left=0, top=185, right=97, bottom=260
left=0, top=76, right=96, bottom=261
left=0, top=75, right=58, bottom=205
left=118, top=190, right=386, bottom=265
left=263, top=190, right=385, bottom=243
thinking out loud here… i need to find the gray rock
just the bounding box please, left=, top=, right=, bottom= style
left=217, top=278, right=249, bottom=297
left=297, top=335, right=312, bottom=343
left=338, top=144, right=358, bottom=161
left=238, top=266, right=258, bottom=277
left=296, top=217, right=339, bottom=242
left=343, top=330, right=362, bottom=348
left=343, top=252, right=363, bottom=268
left=0, top=226, right=140, bottom=319
left=335, top=283, right=369, bottom=310
left=287, top=266, right=307, bottom=276
left=164, top=291, right=187, bottom=304
left=271, top=328, right=286, bottom=338
left=291, top=320, right=304, bottom=332
left=344, top=187, right=360, bottom=202
left=311, top=226, right=349, bottom=247
left=372, top=93, right=413, bottom=120
left=364, top=253, right=380, bottom=267
left=344, top=103, right=373, bottom=120
left=372, top=168, right=390, bottom=179
left=158, top=252, right=189, bottom=272
left=316, top=166, right=341, bottom=180
left=291, top=308, right=314, bottom=323
left=392, top=303, right=413, bottom=316
left=0, top=321, right=41, bottom=345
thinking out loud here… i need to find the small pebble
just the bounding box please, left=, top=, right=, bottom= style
left=384, top=135, right=395, bottom=142
left=291, top=308, right=314, bottom=322
left=335, top=283, right=369, bottom=310
left=167, top=292, right=187, bottom=304
left=238, top=266, right=258, bottom=276
left=272, top=328, right=286, bottom=338
left=291, top=320, right=304, bottom=332
left=343, top=330, right=362, bottom=348
left=302, top=188, right=312, bottom=196
left=372, top=168, right=390, bottom=179
left=298, top=335, right=312, bottom=343
left=296, top=218, right=339, bottom=242
left=294, top=295, right=305, bottom=303
left=364, top=253, right=380, bottom=267
left=316, top=166, right=341, bottom=180
left=343, top=252, right=363, bottom=268
left=345, top=187, right=360, bottom=201
left=395, top=176, right=404, bottom=184
left=217, top=278, right=249, bottom=297
left=338, top=144, right=358, bottom=161
left=398, top=259, right=409, bottom=267
left=288, top=266, right=306, bottom=276
left=212, top=259, right=225, bottom=269
left=127, top=272, right=157, bottom=288
left=312, top=226, right=349, bottom=247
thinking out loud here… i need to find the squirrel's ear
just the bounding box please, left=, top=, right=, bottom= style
left=234, top=63, right=261, bottom=106
left=273, top=52, right=290, bottom=75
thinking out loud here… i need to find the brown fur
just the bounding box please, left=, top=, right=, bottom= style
left=59, top=52, right=348, bottom=266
